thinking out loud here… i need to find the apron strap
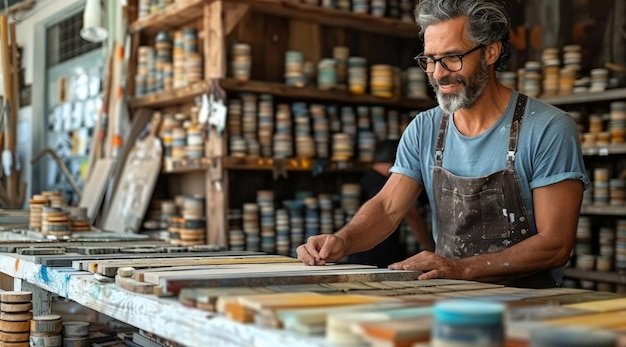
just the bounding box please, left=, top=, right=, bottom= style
left=507, top=93, right=528, bottom=164
left=435, top=113, right=450, bottom=166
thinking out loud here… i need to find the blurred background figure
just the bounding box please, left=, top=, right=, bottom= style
left=348, top=140, right=434, bottom=268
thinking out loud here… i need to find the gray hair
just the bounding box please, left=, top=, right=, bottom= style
left=415, top=0, right=511, bottom=71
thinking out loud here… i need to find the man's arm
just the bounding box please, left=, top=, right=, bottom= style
left=298, top=173, right=423, bottom=264
left=403, top=205, right=434, bottom=252
left=390, top=179, right=583, bottom=282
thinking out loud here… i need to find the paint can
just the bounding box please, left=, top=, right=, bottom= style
left=432, top=299, right=504, bottom=347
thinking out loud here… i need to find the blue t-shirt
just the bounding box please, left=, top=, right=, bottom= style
left=391, top=91, right=590, bottom=242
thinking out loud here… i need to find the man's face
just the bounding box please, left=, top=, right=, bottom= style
left=423, top=17, right=490, bottom=114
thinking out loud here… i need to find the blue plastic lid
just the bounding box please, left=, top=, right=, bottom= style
left=434, top=299, right=504, bottom=325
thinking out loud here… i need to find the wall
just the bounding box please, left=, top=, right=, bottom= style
left=15, top=0, right=84, bottom=204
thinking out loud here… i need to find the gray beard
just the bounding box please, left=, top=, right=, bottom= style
left=430, top=60, right=489, bottom=114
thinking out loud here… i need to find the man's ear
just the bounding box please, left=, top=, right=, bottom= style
left=485, top=41, right=501, bottom=66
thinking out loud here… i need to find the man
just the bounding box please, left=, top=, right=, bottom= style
left=348, top=140, right=434, bottom=268
left=297, top=0, right=589, bottom=288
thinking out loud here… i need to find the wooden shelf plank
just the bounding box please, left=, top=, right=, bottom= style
left=563, top=268, right=626, bottom=285
left=129, top=79, right=436, bottom=109
left=223, top=156, right=371, bottom=172
left=130, top=0, right=206, bottom=35
left=580, top=205, right=626, bottom=216
left=240, top=0, right=419, bottom=38
left=540, top=88, right=626, bottom=106
left=130, top=0, right=419, bottom=38
left=162, top=158, right=211, bottom=174
left=221, top=78, right=436, bottom=109
left=582, top=143, right=626, bottom=156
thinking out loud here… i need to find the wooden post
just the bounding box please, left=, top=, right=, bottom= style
left=204, top=1, right=227, bottom=247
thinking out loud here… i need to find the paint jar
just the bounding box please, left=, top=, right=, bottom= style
left=432, top=299, right=504, bottom=347
left=530, top=326, right=617, bottom=347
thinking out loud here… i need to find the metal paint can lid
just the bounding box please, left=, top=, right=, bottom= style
left=434, top=299, right=504, bottom=325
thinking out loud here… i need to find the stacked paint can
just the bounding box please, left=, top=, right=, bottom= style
left=185, top=124, right=204, bottom=161
left=541, top=47, right=560, bottom=98
left=135, top=46, right=155, bottom=96
left=562, top=45, right=583, bottom=94
left=231, top=43, right=251, bottom=81
left=348, top=57, right=368, bottom=95
left=334, top=46, right=349, bottom=89
left=304, top=196, right=320, bottom=241
left=257, top=190, right=276, bottom=254
left=432, top=300, right=504, bottom=347
left=155, top=31, right=172, bottom=92
left=0, top=291, right=32, bottom=347
left=241, top=93, right=259, bottom=157
left=590, top=68, right=609, bottom=93
left=243, top=203, right=260, bottom=252
left=351, top=0, right=368, bottom=13
left=275, top=208, right=290, bottom=255
left=340, top=183, right=361, bottom=217
left=357, top=106, right=375, bottom=162
left=311, top=104, right=330, bottom=158
left=293, top=102, right=315, bottom=158
left=337, top=0, right=350, bottom=11
left=321, top=0, right=337, bottom=9
left=593, top=168, right=610, bottom=206
left=399, top=0, right=414, bottom=22
left=258, top=94, right=274, bottom=158
left=138, top=0, right=151, bottom=18
left=285, top=51, right=306, bottom=88
left=318, top=194, right=334, bottom=234
left=171, top=196, right=206, bottom=246
left=609, top=101, right=626, bottom=143
left=521, top=61, right=541, bottom=98
left=228, top=99, right=246, bottom=157
left=184, top=28, right=202, bottom=84
left=371, top=106, right=387, bottom=141
left=284, top=200, right=304, bottom=257
left=405, top=67, right=428, bottom=99
left=228, top=209, right=244, bottom=251
left=317, top=58, right=337, bottom=91
left=173, top=30, right=186, bottom=88
left=370, top=0, right=386, bottom=17
left=616, top=220, right=626, bottom=272
left=598, top=227, right=615, bottom=273
left=574, top=216, right=592, bottom=266
left=370, top=64, right=394, bottom=98
left=341, top=106, right=357, bottom=148
left=171, top=126, right=187, bottom=161
left=273, top=104, right=294, bottom=158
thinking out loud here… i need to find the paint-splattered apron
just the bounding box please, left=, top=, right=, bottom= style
left=432, top=94, right=555, bottom=288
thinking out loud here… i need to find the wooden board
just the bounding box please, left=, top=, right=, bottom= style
left=37, top=250, right=263, bottom=267
left=353, top=316, right=432, bottom=347
left=159, top=268, right=421, bottom=295
left=142, top=263, right=377, bottom=284
left=79, top=158, right=115, bottom=222
left=92, top=254, right=298, bottom=277
left=101, top=113, right=162, bottom=233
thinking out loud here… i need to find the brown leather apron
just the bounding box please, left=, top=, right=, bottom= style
left=432, top=93, right=556, bottom=288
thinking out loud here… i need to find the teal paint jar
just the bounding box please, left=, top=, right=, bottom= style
left=432, top=300, right=504, bottom=347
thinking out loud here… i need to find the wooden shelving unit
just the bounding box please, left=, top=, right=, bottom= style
left=540, top=88, right=626, bottom=106
left=580, top=205, right=626, bottom=216
left=127, top=0, right=430, bottom=246
left=129, top=79, right=436, bottom=110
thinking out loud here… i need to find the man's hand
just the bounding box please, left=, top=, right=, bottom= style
left=297, top=234, right=347, bottom=266
left=388, top=251, right=463, bottom=280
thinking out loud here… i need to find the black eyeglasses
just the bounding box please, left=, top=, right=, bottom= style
left=414, top=45, right=484, bottom=73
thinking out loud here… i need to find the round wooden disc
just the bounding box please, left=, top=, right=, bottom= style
left=0, top=302, right=32, bottom=313
left=0, top=292, right=32, bottom=303
left=117, top=267, right=135, bottom=278
left=0, top=312, right=32, bottom=322
left=0, top=331, right=29, bottom=342
left=0, top=320, right=30, bottom=333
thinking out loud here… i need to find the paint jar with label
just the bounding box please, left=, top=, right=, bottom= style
left=432, top=299, right=504, bottom=347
